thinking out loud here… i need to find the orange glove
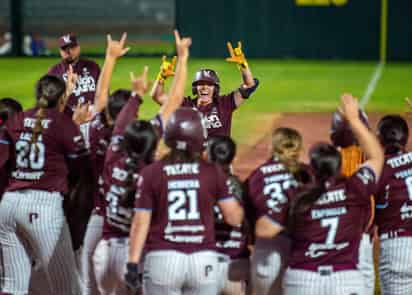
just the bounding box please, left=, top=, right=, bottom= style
left=226, top=41, right=249, bottom=69
left=156, top=55, right=176, bottom=82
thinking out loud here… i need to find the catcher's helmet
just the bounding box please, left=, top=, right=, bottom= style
left=192, top=69, right=220, bottom=97
left=377, top=115, right=409, bottom=150
left=164, top=107, right=207, bottom=153
left=330, top=109, right=369, bottom=148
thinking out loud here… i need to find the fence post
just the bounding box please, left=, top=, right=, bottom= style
left=10, top=0, right=23, bottom=56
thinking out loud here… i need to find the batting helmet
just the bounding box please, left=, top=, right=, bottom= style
left=330, top=109, right=369, bottom=148
left=164, top=107, right=208, bottom=153
left=377, top=115, right=409, bottom=153
left=192, top=69, right=220, bottom=97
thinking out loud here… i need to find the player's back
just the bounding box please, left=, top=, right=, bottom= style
left=375, top=151, right=412, bottom=235
left=289, top=166, right=376, bottom=271
left=136, top=158, right=230, bottom=253
left=4, top=107, right=87, bottom=194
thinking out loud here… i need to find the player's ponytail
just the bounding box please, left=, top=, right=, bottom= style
left=288, top=143, right=341, bottom=229
left=31, top=75, right=66, bottom=152
left=120, top=120, right=158, bottom=207
left=206, top=135, right=236, bottom=175
left=272, top=127, right=303, bottom=175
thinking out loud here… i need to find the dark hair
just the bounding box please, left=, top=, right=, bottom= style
left=377, top=115, right=409, bottom=154
left=207, top=135, right=236, bottom=173
left=31, top=75, right=66, bottom=153
left=0, top=97, right=23, bottom=127
left=107, top=89, right=132, bottom=122
left=289, top=143, right=341, bottom=228
left=120, top=120, right=158, bottom=207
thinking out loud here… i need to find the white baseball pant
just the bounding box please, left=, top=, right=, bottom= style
left=251, top=235, right=291, bottom=295
left=283, top=267, right=366, bottom=295
left=82, top=212, right=104, bottom=295
left=0, top=190, right=80, bottom=295
left=379, top=236, right=412, bottom=295
left=93, top=237, right=135, bottom=295
left=357, top=233, right=375, bottom=295
left=143, top=250, right=219, bottom=295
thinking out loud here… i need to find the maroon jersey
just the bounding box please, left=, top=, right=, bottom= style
left=182, top=92, right=236, bottom=137
left=287, top=166, right=376, bottom=271
left=375, top=151, right=412, bottom=236
left=246, top=157, right=300, bottom=227
left=0, top=108, right=88, bottom=194
left=88, top=113, right=113, bottom=214
left=214, top=175, right=249, bottom=259
left=48, top=59, right=100, bottom=116
left=135, top=160, right=233, bottom=253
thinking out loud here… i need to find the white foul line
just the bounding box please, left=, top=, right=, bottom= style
left=360, top=62, right=385, bottom=108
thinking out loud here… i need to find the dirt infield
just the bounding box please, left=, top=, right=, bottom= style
left=234, top=112, right=387, bottom=180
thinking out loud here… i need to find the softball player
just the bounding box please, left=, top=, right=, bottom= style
left=374, top=115, right=412, bottom=295
left=151, top=41, right=259, bottom=137
left=95, top=30, right=195, bottom=295
left=282, top=94, right=383, bottom=295
left=126, top=107, right=244, bottom=295
left=206, top=135, right=251, bottom=295
left=0, top=75, right=91, bottom=294
left=330, top=110, right=376, bottom=295
left=246, top=127, right=308, bottom=295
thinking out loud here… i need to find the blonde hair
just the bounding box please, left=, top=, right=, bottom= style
left=272, top=127, right=303, bottom=173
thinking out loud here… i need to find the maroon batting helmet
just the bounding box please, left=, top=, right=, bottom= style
left=330, top=109, right=369, bottom=148
left=164, top=107, right=208, bottom=153
left=192, top=69, right=220, bottom=97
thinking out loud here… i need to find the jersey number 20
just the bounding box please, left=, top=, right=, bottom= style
left=16, top=140, right=45, bottom=170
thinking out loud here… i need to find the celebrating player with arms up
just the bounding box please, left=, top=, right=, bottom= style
left=151, top=41, right=259, bottom=137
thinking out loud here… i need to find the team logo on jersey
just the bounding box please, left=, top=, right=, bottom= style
left=356, top=168, right=374, bottom=185
left=29, top=212, right=39, bottom=223
left=205, top=265, right=213, bottom=277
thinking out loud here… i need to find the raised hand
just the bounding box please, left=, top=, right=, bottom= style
left=174, top=30, right=191, bottom=59
left=72, top=101, right=93, bottom=125
left=339, top=93, right=360, bottom=122
left=157, top=55, right=177, bottom=82
left=106, top=32, right=130, bottom=59
left=226, top=41, right=249, bottom=69
left=65, top=64, right=78, bottom=97
left=130, top=66, right=151, bottom=97
left=405, top=97, right=412, bottom=110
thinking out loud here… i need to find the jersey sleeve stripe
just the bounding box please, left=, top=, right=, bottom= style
left=217, top=196, right=236, bottom=202
left=0, top=139, right=10, bottom=144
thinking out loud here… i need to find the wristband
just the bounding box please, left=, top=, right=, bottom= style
left=238, top=78, right=259, bottom=99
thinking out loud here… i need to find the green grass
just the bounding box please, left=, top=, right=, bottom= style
left=0, top=57, right=410, bottom=144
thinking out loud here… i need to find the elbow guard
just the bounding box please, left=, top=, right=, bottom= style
left=239, top=78, right=259, bottom=99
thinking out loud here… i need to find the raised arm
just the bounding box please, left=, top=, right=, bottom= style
left=226, top=41, right=259, bottom=107
left=94, top=33, right=130, bottom=114
left=339, top=93, right=384, bottom=178
left=112, top=67, right=149, bottom=137
left=150, top=55, right=176, bottom=106
left=158, top=30, right=191, bottom=124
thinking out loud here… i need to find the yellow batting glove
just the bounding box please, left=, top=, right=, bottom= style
left=225, top=41, right=249, bottom=69
left=156, top=55, right=177, bottom=82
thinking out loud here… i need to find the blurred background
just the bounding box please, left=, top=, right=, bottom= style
left=0, top=0, right=411, bottom=59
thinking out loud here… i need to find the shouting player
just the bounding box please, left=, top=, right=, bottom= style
left=281, top=94, right=383, bottom=294
left=151, top=41, right=259, bottom=137
left=0, top=75, right=91, bottom=294
left=48, top=33, right=101, bottom=116
left=374, top=115, right=412, bottom=295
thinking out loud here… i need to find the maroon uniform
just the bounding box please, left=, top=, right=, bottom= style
left=135, top=160, right=233, bottom=253
left=375, top=151, right=412, bottom=236
left=182, top=92, right=236, bottom=137
left=0, top=108, right=88, bottom=194
left=246, top=157, right=299, bottom=227
left=48, top=59, right=100, bottom=115
left=287, top=166, right=376, bottom=271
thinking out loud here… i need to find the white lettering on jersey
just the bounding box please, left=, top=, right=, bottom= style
left=260, top=164, right=285, bottom=174
left=112, top=167, right=128, bottom=181
left=311, top=207, right=347, bottom=220
left=316, top=189, right=346, bottom=205
left=401, top=203, right=412, bottom=220
left=305, top=242, right=349, bottom=258
left=163, top=163, right=199, bottom=176
left=387, top=152, right=412, bottom=168
left=395, top=168, right=412, bottom=179
left=63, top=67, right=96, bottom=98
left=24, top=118, right=51, bottom=129
left=168, top=180, right=200, bottom=190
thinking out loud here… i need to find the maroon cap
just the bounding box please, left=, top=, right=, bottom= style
left=59, top=33, right=78, bottom=48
